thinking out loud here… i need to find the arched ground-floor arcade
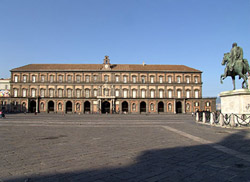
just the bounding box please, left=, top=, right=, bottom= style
left=0, top=98, right=216, bottom=114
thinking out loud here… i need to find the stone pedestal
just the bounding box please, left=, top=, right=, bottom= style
left=219, top=89, right=250, bottom=115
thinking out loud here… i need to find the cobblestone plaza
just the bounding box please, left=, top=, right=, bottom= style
left=1, top=114, right=250, bottom=182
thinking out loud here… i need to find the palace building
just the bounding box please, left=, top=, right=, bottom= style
left=0, top=56, right=216, bottom=114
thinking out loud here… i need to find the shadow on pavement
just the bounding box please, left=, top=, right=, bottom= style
left=3, top=130, right=250, bottom=182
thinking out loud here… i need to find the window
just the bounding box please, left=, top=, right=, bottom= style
left=85, top=75, right=90, bottom=82
left=76, top=89, right=81, bottom=98
left=177, top=90, right=181, bottom=98
left=67, top=89, right=72, bottom=98
left=150, top=90, right=155, bottom=98
left=31, top=89, right=36, bottom=97
left=132, top=76, right=136, bottom=83
left=76, top=75, right=81, bottom=83
left=49, top=89, right=54, bottom=97
left=132, top=103, right=136, bottom=111
left=168, top=90, right=172, bottom=98
left=115, top=90, right=119, bottom=97
left=93, top=75, right=97, bottom=82
left=206, top=102, right=210, bottom=107
left=194, top=76, right=198, bottom=83
left=159, top=76, right=163, bottom=83
left=85, top=89, right=90, bottom=98
left=94, top=89, right=97, bottom=97
left=123, top=76, right=127, bottom=83
left=13, top=89, right=18, bottom=97
left=150, top=103, right=154, bottom=111
left=58, top=89, right=63, bottom=97
left=186, top=76, right=190, bottom=83
left=67, top=75, right=72, bottom=82
left=41, top=89, right=45, bottom=97
left=186, top=90, right=190, bottom=98
left=115, top=75, right=119, bottom=82
left=104, top=88, right=109, bottom=96
left=14, top=76, right=18, bottom=82
left=141, top=90, right=146, bottom=98
left=150, top=76, right=154, bottom=83
left=50, top=75, right=54, bottom=83
left=22, top=89, right=27, bottom=97
left=177, top=76, right=181, bottom=83
left=132, top=89, right=137, bottom=98
left=104, top=75, right=109, bottom=82
left=23, top=75, right=27, bottom=82
left=41, top=75, right=45, bottom=82
left=123, top=89, right=128, bottom=98
left=195, top=90, right=199, bottom=98
left=32, top=75, right=36, bottom=83
left=168, top=76, right=172, bottom=83
left=59, top=75, right=63, bottom=82
left=159, top=90, right=164, bottom=98
left=194, top=102, right=199, bottom=107
left=141, top=76, right=146, bottom=83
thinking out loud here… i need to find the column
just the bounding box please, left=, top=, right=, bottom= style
left=174, top=99, right=176, bottom=114
left=183, top=99, right=186, bottom=114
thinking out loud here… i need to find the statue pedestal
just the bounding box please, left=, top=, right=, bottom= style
left=219, top=89, right=250, bottom=115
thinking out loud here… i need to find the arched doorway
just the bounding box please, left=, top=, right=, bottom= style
left=102, top=101, right=110, bottom=114
left=48, top=101, right=54, bottom=113
left=176, top=101, right=182, bottom=113
left=158, top=101, right=164, bottom=113
left=29, top=100, right=36, bottom=113
left=66, top=101, right=72, bottom=113
left=140, top=101, right=146, bottom=113
left=122, top=101, right=128, bottom=113
left=84, top=101, right=91, bottom=113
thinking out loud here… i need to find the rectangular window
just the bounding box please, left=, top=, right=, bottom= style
left=23, top=89, right=26, bottom=97
left=186, top=77, right=190, bottom=83
left=168, top=76, right=172, bottom=83
left=14, top=89, right=18, bottom=97
left=94, top=90, right=97, bottom=97
left=177, top=76, right=181, bottom=83
left=76, top=89, right=81, bottom=98
left=58, top=89, right=63, bottom=97
left=68, top=89, right=72, bottom=97
left=141, top=90, right=146, bottom=98
left=49, top=89, right=54, bottom=97
left=168, top=90, right=172, bottom=98
left=159, top=90, right=163, bottom=98
left=86, top=75, right=90, bottom=82
left=159, top=76, right=163, bottom=83
left=41, top=89, right=45, bottom=97
left=141, top=76, right=145, bottom=83
left=104, top=75, right=109, bottom=82
left=123, top=76, right=127, bottom=83
left=31, top=89, right=36, bottom=97
left=115, top=90, right=119, bottom=97
left=132, top=90, right=136, bottom=98
left=50, top=75, right=54, bottom=83
left=23, top=75, right=27, bottom=82
left=132, top=76, right=136, bottom=83
left=123, top=90, right=128, bottom=98
left=150, top=77, right=154, bottom=83
left=59, top=75, right=63, bottom=82
left=41, top=75, right=45, bottom=82
left=14, top=76, right=18, bottom=82
left=150, top=90, right=155, bottom=98
left=194, top=76, right=198, bottom=83
left=115, top=76, right=119, bottom=82
left=195, top=90, right=199, bottom=98
left=177, top=90, right=181, bottom=98
left=32, top=75, right=36, bottom=83
left=67, top=75, right=72, bottom=82
left=76, top=75, right=81, bottom=83
left=85, top=90, right=90, bottom=98
left=93, top=75, right=97, bottom=82
left=186, top=90, right=190, bottom=98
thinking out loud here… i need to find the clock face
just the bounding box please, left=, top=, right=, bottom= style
left=105, top=64, right=109, bottom=68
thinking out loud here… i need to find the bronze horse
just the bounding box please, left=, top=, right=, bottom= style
left=220, top=53, right=249, bottom=90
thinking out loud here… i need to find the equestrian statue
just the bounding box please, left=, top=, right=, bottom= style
left=220, top=42, right=250, bottom=90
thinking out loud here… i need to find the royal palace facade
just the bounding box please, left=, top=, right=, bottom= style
left=0, top=56, right=216, bottom=114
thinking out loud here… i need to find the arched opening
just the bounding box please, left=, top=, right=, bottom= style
left=140, top=101, right=146, bottom=113
left=29, top=100, right=36, bottom=113
left=48, top=101, right=54, bottom=113
left=158, top=101, right=164, bottom=113
left=84, top=101, right=91, bottom=113
left=122, top=101, right=128, bottom=113
left=102, top=101, right=110, bottom=114
left=66, top=101, right=72, bottom=113
left=176, top=101, right=182, bottom=113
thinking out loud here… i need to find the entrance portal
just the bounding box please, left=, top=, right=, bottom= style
left=66, top=101, right=72, bottom=113
left=140, top=101, right=146, bottom=113
left=122, top=101, right=128, bottom=113
left=102, top=101, right=110, bottom=114
left=158, top=101, right=164, bottom=113
left=48, top=101, right=54, bottom=112
left=176, top=101, right=182, bottom=113
left=84, top=101, right=91, bottom=113
left=29, top=100, right=36, bottom=113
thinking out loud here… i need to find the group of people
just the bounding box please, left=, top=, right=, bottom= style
left=0, top=110, right=5, bottom=118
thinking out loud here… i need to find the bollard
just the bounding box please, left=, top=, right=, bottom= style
left=203, top=112, right=206, bottom=123
left=210, top=112, right=214, bottom=125
left=219, top=113, right=224, bottom=126
left=230, top=114, right=235, bottom=127
left=196, top=112, right=199, bottom=122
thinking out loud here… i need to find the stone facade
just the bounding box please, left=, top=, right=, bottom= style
left=0, top=56, right=216, bottom=114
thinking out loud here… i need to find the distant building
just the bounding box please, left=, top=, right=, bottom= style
left=0, top=56, right=216, bottom=113
left=0, top=78, right=10, bottom=97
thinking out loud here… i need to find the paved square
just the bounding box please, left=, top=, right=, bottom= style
left=1, top=114, right=250, bottom=182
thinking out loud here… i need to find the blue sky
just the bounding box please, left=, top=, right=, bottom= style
left=0, top=0, right=249, bottom=97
